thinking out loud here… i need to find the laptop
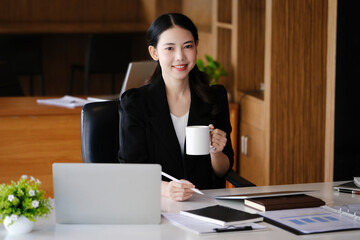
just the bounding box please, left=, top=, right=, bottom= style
left=52, top=163, right=161, bottom=224
left=119, top=60, right=157, bottom=96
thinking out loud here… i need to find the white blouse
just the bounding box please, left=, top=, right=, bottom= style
left=170, top=111, right=189, bottom=156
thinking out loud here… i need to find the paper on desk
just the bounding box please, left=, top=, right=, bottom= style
left=162, top=213, right=267, bottom=234
left=354, top=177, right=360, bottom=188
left=259, top=206, right=360, bottom=234
left=87, top=95, right=120, bottom=102
left=37, top=95, right=90, bottom=108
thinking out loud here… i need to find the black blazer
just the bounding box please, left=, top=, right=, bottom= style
left=119, top=76, right=234, bottom=189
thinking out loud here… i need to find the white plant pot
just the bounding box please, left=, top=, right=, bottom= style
left=3, top=215, right=35, bottom=234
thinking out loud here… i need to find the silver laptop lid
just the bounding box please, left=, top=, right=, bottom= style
left=120, top=60, right=157, bottom=96
left=53, top=163, right=161, bottom=224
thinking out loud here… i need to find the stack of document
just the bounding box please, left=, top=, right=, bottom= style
left=163, top=205, right=266, bottom=234
left=163, top=213, right=266, bottom=234
left=37, top=96, right=90, bottom=108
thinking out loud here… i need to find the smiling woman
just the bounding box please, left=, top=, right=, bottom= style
left=148, top=26, right=197, bottom=87
left=119, top=13, right=234, bottom=202
left=149, top=26, right=196, bottom=118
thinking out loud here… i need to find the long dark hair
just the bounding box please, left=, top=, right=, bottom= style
left=146, top=13, right=217, bottom=113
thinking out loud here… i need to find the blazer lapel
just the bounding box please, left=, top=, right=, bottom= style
left=188, top=86, right=212, bottom=126
left=147, top=77, right=183, bottom=162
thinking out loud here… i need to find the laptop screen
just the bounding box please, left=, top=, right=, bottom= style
left=119, top=60, right=157, bottom=97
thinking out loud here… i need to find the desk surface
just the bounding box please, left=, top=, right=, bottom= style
left=0, top=96, right=83, bottom=197
left=1, top=182, right=359, bottom=240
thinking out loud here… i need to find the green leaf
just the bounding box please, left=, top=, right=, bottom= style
left=196, top=59, right=205, bottom=71
left=205, top=55, right=213, bottom=63
left=208, top=62, right=216, bottom=70
left=196, top=55, right=227, bottom=85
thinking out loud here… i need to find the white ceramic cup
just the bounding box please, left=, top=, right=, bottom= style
left=186, top=125, right=210, bottom=155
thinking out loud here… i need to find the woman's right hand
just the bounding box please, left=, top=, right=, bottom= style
left=161, top=180, right=195, bottom=201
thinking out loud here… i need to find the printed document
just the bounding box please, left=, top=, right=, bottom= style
left=259, top=205, right=360, bottom=234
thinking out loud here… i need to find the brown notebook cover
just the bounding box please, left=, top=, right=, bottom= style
left=244, top=194, right=325, bottom=211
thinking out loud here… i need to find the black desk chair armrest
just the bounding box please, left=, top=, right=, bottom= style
left=226, top=170, right=256, bottom=187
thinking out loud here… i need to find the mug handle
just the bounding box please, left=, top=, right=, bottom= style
left=209, top=128, right=216, bottom=153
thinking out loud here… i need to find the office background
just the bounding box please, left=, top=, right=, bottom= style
left=0, top=0, right=359, bottom=189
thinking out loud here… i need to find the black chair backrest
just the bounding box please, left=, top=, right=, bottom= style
left=81, top=100, right=120, bottom=163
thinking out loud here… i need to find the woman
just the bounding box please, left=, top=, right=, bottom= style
left=119, top=13, right=234, bottom=201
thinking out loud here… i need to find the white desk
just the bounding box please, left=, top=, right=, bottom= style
left=1, top=182, right=359, bottom=240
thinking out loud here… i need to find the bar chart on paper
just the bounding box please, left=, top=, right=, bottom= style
left=260, top=206, right=360, bottom=234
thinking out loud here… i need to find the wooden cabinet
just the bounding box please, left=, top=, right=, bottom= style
left=212, top=0, right=265, bottom=98
left=238, top=93, right=267, bottom=186
left=240, top=122, right=266, bottom=184
left=213, top=0, right=337, bottom=185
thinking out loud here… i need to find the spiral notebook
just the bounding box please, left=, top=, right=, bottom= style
left=259, top=204, right=360, bottom=235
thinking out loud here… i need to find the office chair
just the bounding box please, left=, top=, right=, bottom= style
left=68, top=34, right=131, bottom=95
left=0, top=35, right=45, bottom=96
left=81, top=101, right=255, bottom=188
left=81, top=100, right=120, bottom=164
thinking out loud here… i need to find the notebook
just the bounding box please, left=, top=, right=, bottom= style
left=180, top=205, right=263, bottom=226
left=52, top=163, right=161, bottom=224
left=214, top=190, right=318, bottom=200
left=244, top=194, right=325, bottom=211
left=119, top=60, right=157, bottom=96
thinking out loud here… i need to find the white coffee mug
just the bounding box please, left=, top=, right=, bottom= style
left=186, top=125, right=210, bottom=155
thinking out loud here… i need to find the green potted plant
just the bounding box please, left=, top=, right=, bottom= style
left=0, top=175, right=52, bottom=234
left=196, top=55, right=227, bottom=85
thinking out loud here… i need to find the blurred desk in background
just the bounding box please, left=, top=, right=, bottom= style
left=0, top=97, right=83, bottom=197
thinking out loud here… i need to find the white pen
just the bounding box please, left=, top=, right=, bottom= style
left=161, top=171, right=204, bottom=195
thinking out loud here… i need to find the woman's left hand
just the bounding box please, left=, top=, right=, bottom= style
left=209, top=124, right=227, bottom=154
